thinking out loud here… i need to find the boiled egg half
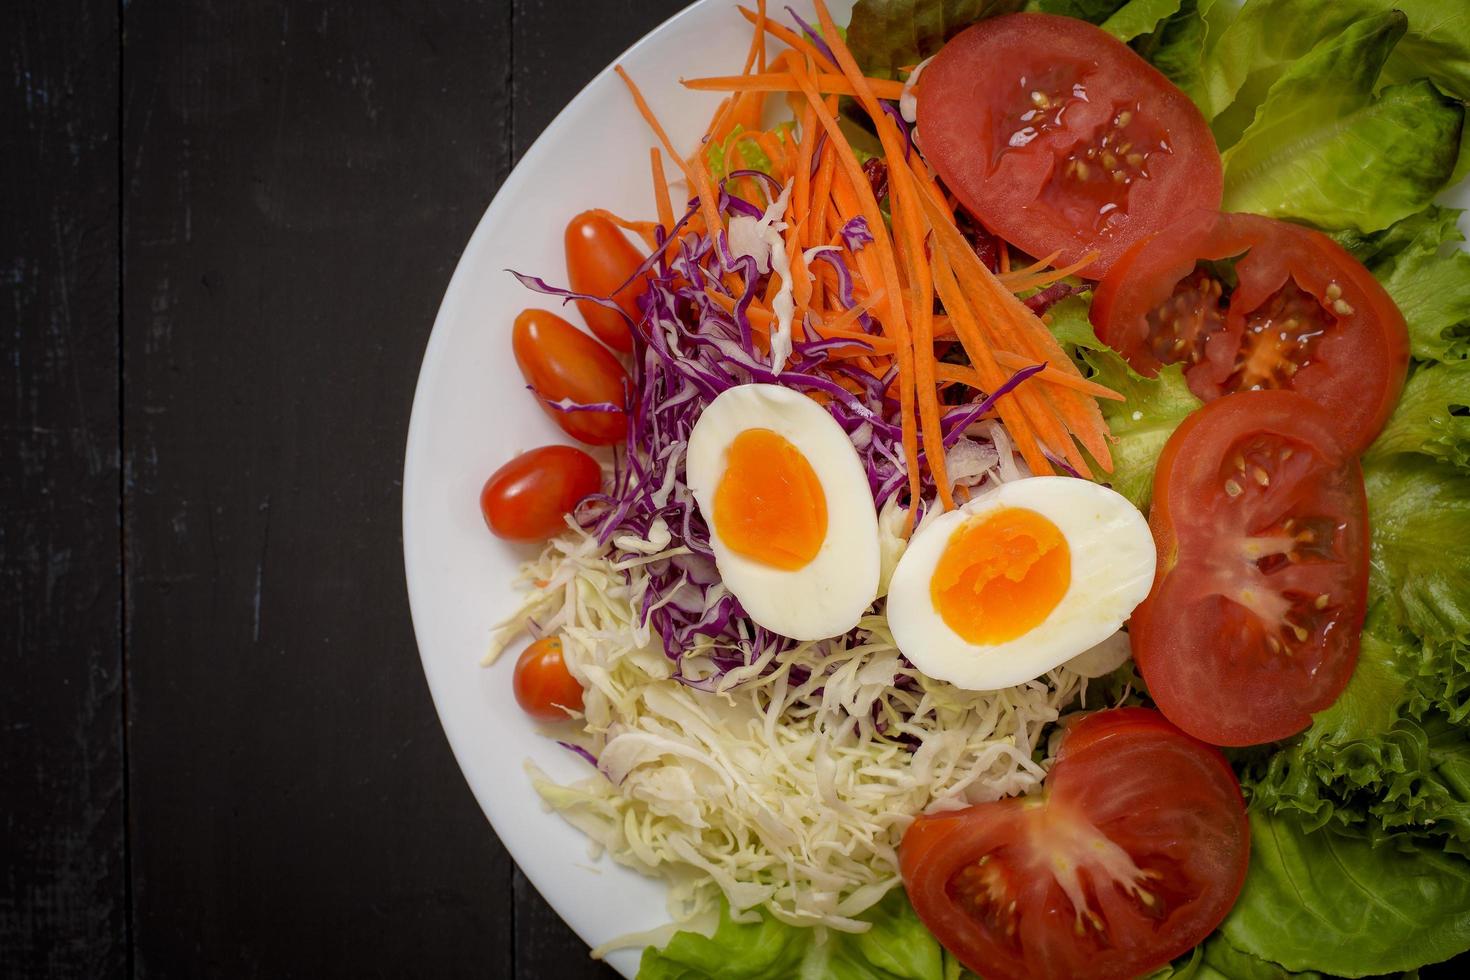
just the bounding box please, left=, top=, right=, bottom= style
left=686, top=384, right=880, bottom=641
left=886, top=477, right=1155, bottom=690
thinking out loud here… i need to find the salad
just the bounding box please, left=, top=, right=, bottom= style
left=469, top=0, right=1470, bottom=977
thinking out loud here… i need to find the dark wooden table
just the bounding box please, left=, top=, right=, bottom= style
left=3, top=1, right=690, bottom=976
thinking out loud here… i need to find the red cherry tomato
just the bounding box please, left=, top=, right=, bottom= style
left=512, top=635, right=584, bottom=722
left=565, top=211, right=650, bottom=352
left=479, top=445, right=602, bottom=541
left=917, top=13, right=1221, bottom=279
left=901, top=708, right=1249, bottom=980
left=512, top=308, right=629, bottom=446
left=1132, top=390, right=1369, bottom=746
left=1092, top=210, right=1409, bottom=454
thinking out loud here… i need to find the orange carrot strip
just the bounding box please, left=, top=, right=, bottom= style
left=615, top=66, right=725, bottom=253
left=999, top=250, right=1098, bottom=293
left=737, top=6, right=837, bottom=69
left=932, top=249, right=1053, bottom=475
left=650, top=148, right=675, bottom=235
left=682, top=72, right=906, bottom=101
left=917, top=188, right=1112, bottom=471
left=811, top=1, right=950, bottom=506
left=791, top=58, right=922, bottom=528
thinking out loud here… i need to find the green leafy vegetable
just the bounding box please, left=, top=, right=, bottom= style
left=1047, top=297, right=1202, bottom=508
left=1032, top=0, right=1131, bottom=23
left=637, top=891, right=951, bottom=980
left=1219, top=15, right=1465, bottom=233
left=1365, top=455, right=1470, bottom=644
left=1368, top=359, right=1470, bottom=470
left=1192, top=0, right=1470, bottom=123
left=846, top=0, right=1026, bottom=76
left=1131, top=0, right=1224, bottom=93
left=1099, top=0, right=1182, bottom=41
left=1358, top=207, right=1470, bottom=363
left=1221, top=810, right=1470, bottom=976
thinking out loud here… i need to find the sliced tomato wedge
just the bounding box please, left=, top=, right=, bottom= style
left=1132, top=391, right=1369, bottom=746
left=901, top=708, right=1249, bottom=980
left=916, top=13, right=1221, bottom=279
left=1092, top=210, right=1409, bottom=454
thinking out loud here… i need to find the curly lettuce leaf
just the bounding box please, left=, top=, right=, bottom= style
left=1130, top=0, right=1228, bottom=94
left=1358, top=207, right=1470, bottom=363
left=846, top=0, right=1026, bottom=76
left=637, top=890, right=949, bottom=980
left=1221, top=810, right=1470, bottom=976
left=1047, top=296, right=1202, bottom=509
left=1219, top=15, right=1464, bottom=232
left=1368, top=359, right=1470, bottom=471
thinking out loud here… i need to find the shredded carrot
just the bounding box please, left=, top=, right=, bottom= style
left=584, top=207, right=661, bottom=251
left=615, top=66, right=724, bottom=241
left=650, top=148, right=675, bottom=236
left=1000, top=250, right=1099, bottom=293
left=791, top=55, right=923, bottom=529
left=998, top=240, right=1011, bottom=275
left=682, top=71, right=906, bottom=101
left=737, top=6, right=838, bottom=69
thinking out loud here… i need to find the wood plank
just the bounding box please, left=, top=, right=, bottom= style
left=0, top=1, right=126, bottom=976
left=508, top=5, right=695, bottom=972
left=121, top=2, right=515, bottom=976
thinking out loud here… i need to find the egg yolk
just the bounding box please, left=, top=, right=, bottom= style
left=930, top=507, right=1071, bottom=645
left=712, top=428, right=828, bottom=571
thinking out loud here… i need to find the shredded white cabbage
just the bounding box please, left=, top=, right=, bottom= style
left=489, top=520, right=1090, bottom=934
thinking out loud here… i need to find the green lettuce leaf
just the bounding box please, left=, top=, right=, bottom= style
left=1032, top=0, right=1130, bottom=23
left=1221, top=810, right=1470, bottom=976
left=1099, top=0, right=1182, bottom=42
left=846, top=0, right=1026, bottom=76
left=1367, top=359, right=1470, bottom=471
left=1193, top=0, right=1470, bottom=123
left=1359, top=207, right=1470, bottom=363
left=1365, top=455, right=1470, bottom=644
left=1130, top=0, right=1226, bottom=95
left=1219, top=15, right=1465, bottom=233
left=637, top=890, right=948, bottom=980
left=1047, top=296, right=1202, bottom=508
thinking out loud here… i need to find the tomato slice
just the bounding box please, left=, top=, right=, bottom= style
left=1092, top=210, right=1409, bottom=454
left=901, top=708, right=1248, bottom=980
left=916, top=13, right=1221, bottom=279
left=1132, top=391, right=1369, bottom=746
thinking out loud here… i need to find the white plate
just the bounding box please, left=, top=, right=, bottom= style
left=404, top=3, right=1470, bottom=974
left=403, top=3, right=852, bottom=974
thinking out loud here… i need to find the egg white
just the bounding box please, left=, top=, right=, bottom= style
left=885, top=477, right=1156, bottom=690
left=686, top=384, right=881, bottom=641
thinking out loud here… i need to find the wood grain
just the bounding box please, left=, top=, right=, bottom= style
left=120, top=1, right=516, bottom=976
left=1, top=1, right=126, bottom=976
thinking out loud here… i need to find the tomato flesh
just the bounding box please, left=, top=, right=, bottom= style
left=1093, top=210, right=1409, bottom=454
left=480, top=445, right=602, bottom=541
left=1132, top=391, right=1369, bottom=746
left=513, top=636, right=584, bottom=722
left=901, top=708, right=1248, bottom=980
left=917, top=13, right=1222, bottom=278
left=512, top=308, right=630, bottom=446
left=565, top=211, right=649, bottom=353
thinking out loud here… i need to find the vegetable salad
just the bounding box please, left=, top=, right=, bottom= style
left=470, top=0, right=1470, bottom=977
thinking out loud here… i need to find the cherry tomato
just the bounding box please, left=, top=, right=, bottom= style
left=901, top=708, right=1249, bottom=980
left=512, top=308, right=629, bottom=446
left=1132, top=390, right=1369, bottom=747
left=917, top=13, right=1221, bottom=279
left=480, top=445, right=602, bottom=541
left=513, top=636, right=584, bottom=722
left=1092, top=210, right=1409, bottom=454
left=565, top=211, right=650, bottom=352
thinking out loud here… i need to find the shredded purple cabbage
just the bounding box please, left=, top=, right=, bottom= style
left=785, top=6, right=838, bottom=68
left=839, top=216, right=874, bottom=253
left=513, top=181, right=1043, bottom=680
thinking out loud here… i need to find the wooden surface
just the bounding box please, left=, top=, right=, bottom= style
left=4, top=1, right=688, bottom=977
left=5, top=1, right=1469, bottom=978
